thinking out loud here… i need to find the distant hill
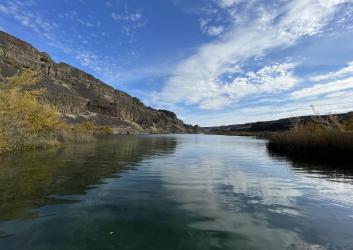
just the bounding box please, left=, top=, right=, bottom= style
left=0, top=31, right=198, bottom=134
left=204, top=112, right=353, bottom=135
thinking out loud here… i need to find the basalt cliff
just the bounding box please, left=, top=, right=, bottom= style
left=0, top=31, right=198, bottom=134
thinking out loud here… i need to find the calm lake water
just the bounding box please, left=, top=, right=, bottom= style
left=0, top=134, right=353, bottom=250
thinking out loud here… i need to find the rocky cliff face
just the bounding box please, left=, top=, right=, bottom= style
left=0, top=31, right=198, bottom=134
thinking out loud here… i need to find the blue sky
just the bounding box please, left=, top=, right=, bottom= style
left=1, top=0, right=353, bottom=126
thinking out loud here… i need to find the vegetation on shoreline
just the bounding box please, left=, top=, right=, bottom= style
left=0, top=71, right=113, bottom=154
left=267, top=114, right=353, bottom=160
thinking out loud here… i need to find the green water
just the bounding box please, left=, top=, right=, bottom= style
left=0, top=135, right=353, bottom=250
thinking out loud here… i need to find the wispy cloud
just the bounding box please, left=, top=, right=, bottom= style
left=111, top=7, right=146, bottom=38
left=187, top=60, right=353, bottom=125
left=0, top=0, right=151, bottom=87
left=202, top=24, right=224, bottom=36
left=310, top=61, right=353, bottom=82
left=76, top=18, right=95, bottom=28
left=189, top=89, right=353, bottom=126
left=75, top=50, right=103, bottom=73
left=159, top=0, right=352, bottom=110
left=216, top=0, right=246, bottom=8
left=111, top=12, right=143, bottom=22
left=291, top=61, right=353, bottom=100
left=0, top=0, right=56, bottom=40
left=291, top=77, right=353, bottom=99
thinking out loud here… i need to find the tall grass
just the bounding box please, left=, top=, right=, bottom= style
left=267, top=113, right=353, bottom=160
left=0, top=71, right=113, bottom=153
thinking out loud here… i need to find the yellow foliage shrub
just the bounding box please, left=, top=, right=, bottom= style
left=0, top=70, right=114, bottom=153
left=0, top=71, right=67, bottom=152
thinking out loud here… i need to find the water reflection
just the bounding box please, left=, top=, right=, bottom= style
left=0, top=135, right=177, bottom=221
left=0, top=135, right=353, bottom=250
left=159, top=135, right=353, bottom=249
left=268, top=149, right=353, bottom=179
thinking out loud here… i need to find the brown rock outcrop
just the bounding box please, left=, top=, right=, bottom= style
left=0, top=31, right=199, bottom=133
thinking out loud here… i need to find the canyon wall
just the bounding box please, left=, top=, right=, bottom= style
left=0, top=31, right=198, bottom=133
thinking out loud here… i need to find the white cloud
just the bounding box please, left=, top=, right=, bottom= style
left=185, top=60, right=353, bottom=125
left=0, top=0, right=155, bottom=93
left=291, top=76, right=353, bottom=99
left=310, top=61, right=353, bottom=82
left=75, top=50, right=98, bottom=68
left=216, top=0, right=245, bottom=8
left=229, top=63, right=297, bottom=89
left=200, top=63, right=298, bottom=109
left=189, top=89, right=353, bottom=126
left=289, top=61, right=353, bottom=101
left=0, top=0, right=55, bottom=39
left=77, top=18, right=95, bottom=28
left=111, top=8, right=146, bottom=38
left=203, top=25, right=224, bottom=36
left=111, top=12, right=143, bottom=22
left=159, top=0, right=351, bottom=110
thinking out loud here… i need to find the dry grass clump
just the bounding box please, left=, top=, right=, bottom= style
left=95, top=125, right=114, bottom=135
left=267, top=112, right=353, bottom=159
left=62, top=122, right=113, bottom=143
left=0, top=71, right=113, bottom=153
left=73, top=122, right=113, bottom=136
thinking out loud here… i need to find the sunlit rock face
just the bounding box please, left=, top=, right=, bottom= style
left=0, top=31, right=198, bottom=133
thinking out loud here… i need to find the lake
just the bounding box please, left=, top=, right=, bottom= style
left=0, top=134, right=353, bottom=250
